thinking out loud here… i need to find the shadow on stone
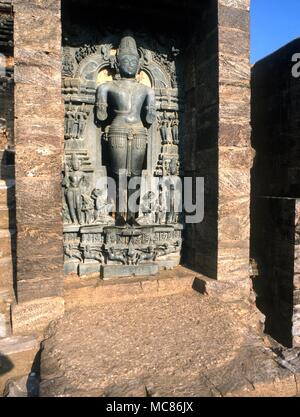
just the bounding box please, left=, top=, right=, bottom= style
left=0, top=353, right=14, bottom=376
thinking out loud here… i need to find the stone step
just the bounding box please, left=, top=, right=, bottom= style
left=64, top=266, right=197, bottom=311
left=0, top=335, right=39, bottom=395
left=0, top=179, right=15, bottom=206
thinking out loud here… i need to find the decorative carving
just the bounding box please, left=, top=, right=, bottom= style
left=75, top=44, right=98, bottom=64
left=63, top=154, right=87, bottom=225
left=91, top=188, right=114, bottom=225
left=62, top=30, right=184, bottom=278
left=62, top=47, right=75, bottom=77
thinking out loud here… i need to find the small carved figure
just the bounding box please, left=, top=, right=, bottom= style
left=127, top=241, right=139, bottom=265
left=171, top=113, right=179, bottom=145
left=83, top=244, right=104, bottom=263
left=78, top=105, right=88, bottom=139
left=137, top=191, right=156, bottom=225
left=81, top=193, right=94, bottom=224
left=63, top=154, right=85, bottom=225
left=64, top=244, right=82, bottom=261
left=155, top=184, right=167, bottom=225
left=91, top=188, right=114, bottom=224
left=138, top=245, right=156, bottom=263
left=159, top=115, right=168, bottom=145
left=107, top=247, right=126, bottom=265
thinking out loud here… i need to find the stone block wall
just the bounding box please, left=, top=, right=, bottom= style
left=184, top=0, right=251, bottom=285
left=13, top=0, right=64, bottom=303
left=0, top=0, right=14, bottom=159
left=251, top=39, right=300, bottom=347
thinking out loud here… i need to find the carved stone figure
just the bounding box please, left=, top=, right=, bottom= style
left=63, top=154, right=85, bottom=225
left=64, top=244, right=82, bottom=261
left=137, top=191, right=156, bottom=225
left=159, top=113, right=169, bottom=144
left=83, top=245, right=104, bottom=263
left=81, top=193, right=94, bottom=224
left=107, top=247, right=126, bottom=265
left=155, top=184, right=167, bottom=225
left=91, top=188, right=114, bottom=224
left=171, top=113, right=179, bottom=145
left=95, top=34, right=156, bottom=225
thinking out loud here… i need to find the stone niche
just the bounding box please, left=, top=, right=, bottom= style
left=61, top=0, right=206, bottom=279
left=60, top=0, right=251, bottom=283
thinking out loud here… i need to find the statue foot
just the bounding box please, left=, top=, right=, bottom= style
left=127, top=217, right=141, bottom=227
left=115, top=215, right=127, bottom=227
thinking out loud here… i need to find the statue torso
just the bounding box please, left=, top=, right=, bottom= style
left=106, top=79, right=149, bottom=128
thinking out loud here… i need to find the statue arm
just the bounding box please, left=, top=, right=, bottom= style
left=145, top=88, right=156, bottom=125
left=96, top=84, right=109, bottom=121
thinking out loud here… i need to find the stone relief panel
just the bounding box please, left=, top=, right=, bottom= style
left=62, top=29, right=184, bottom=278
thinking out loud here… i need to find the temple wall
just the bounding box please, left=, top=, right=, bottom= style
left=13, top=0, right=64, bottom=305
left=251, top=39, right=300, bottom=347
left=184, top=0, right=251, bottom=285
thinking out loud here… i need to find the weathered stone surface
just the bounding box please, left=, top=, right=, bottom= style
left=14, top=0, right=63, bottom=302
left=0, top=180, right=15, bottom=206
left=0, top=257, right=13, bottom=290
left=0, top=335, right=39, bottom=394
left=12, top=296, right=64, bottom=335
left=218, top=4, right=249, bottom=31
left=218, top=0, right=250, bottom=10
left=17, top=224, right=62, bottom=260
left=0, top=229, right=15, bottom=259
left=16, top=275, right=63, bottom=303
left=15, top=176, right=61, bottom=215
left=64, top=267, right=196, bottom=311
left=4, top=373, right=39, bottom=397
left=39, top=288, right=298, bottom=397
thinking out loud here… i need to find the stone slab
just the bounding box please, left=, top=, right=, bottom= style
left=0, top=335, right=39, bottom=395
left=11, top=296, right=64, bottom=335
left=64, top=262, right=78, bottom=275
left=101, top=263, right=159, bottom=280
left=64, top=267, right=196, bottom=311
left=79, top=262, right=101, bottom=276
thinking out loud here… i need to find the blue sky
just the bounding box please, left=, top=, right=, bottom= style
left=251, top=0, right=300, bottom=63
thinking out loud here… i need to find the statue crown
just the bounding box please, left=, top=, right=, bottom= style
left=117, top=34, right=139, bottom=58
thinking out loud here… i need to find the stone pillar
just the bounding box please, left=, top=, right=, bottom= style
left=13, top=0, right=64, bottom=303
left=217, top=0, right=251, bottom=282
left=184, top=0, right=251, bottom=285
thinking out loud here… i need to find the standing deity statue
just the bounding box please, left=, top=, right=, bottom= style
left=63, top=153, right=85, bottom=225
left=95, top=34, right=156, bottom=226
left=171, top=113, right=179, bottom=145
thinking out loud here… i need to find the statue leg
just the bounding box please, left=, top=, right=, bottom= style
left=75, top=191, right=83, bottom=224
left=66, top=190, right=76, bottom=224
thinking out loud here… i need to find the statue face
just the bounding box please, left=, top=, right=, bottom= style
left=72, top=160, right=80, bottom=171
left=118, top=54, right=139, bottom=78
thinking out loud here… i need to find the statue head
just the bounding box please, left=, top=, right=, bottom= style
left=117, top=34, right=140, bottom=78
left=71, top=153, right=80, bottom=171
left=169, top=157, right=178, bottom=175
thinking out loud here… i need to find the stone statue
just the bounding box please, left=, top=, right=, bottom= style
left=63, top=153, right=85, bottom=225
left=91, top=188, right=114, bottom=224
left=171, top=113, right=179, bottom=145
left=95, top=34, right=156, bottom=226
left=137, top=191, right=156, bottom=225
